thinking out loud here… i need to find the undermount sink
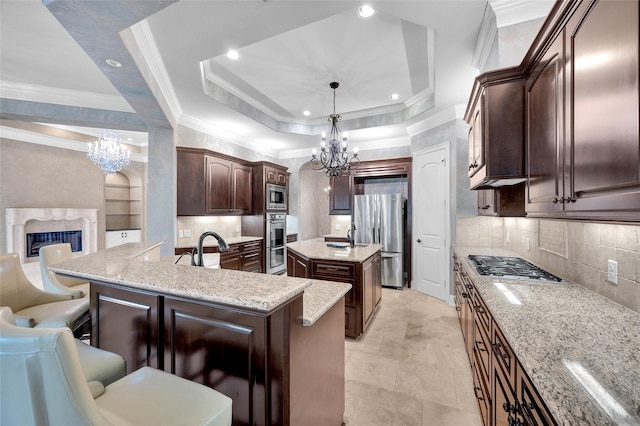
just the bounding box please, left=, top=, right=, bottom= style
left=354, top=244, right=369, bottom=248
left=174, top=252, right=220, bottom=268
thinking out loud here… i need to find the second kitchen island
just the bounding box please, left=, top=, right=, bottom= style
left=286, top=240, right=382, bottom=338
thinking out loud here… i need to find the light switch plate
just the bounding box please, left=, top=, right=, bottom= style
left=184, top=229, right=191, bottom=237
left=607, top=259, right=618, bottom=284
left=178, top=230, right=184, bottom=238
left=335, top=224, right=341, bottom=231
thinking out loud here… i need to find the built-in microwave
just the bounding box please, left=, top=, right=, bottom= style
left=266, top=183, right=287, bottom=211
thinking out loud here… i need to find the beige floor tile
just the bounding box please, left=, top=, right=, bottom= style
left=344, top=287, right=481, bottom=425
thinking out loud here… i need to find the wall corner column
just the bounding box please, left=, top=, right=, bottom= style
left=147, top=127, right=175, bottom=256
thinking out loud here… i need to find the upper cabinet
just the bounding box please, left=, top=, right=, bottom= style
left=525, top=0, right=640, bottom=221
left=177, top=148, right=289, bottom=217
left=329, top=173, right=353, bottom=215
left=205, top=155, right=252, bottom=215
left=464, top=72, right=526, bottom=190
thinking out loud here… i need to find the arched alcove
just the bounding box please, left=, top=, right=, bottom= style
left=297, top=163, right=331, bottom=240
left=104, top=171, right=142, bottom=231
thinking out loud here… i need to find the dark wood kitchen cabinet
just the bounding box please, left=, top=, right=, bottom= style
left=453, top=254, right=556, bottom=426
left=525, top=0, right=640, bottom=221
left=329, top=172, right=353, bottom=215
left=205, top=155, right=252, bottom=215
left=177, top=147, right=256, bottom=216
left=175, top=240, right=262, bottom=273
left=478, top=184, right=526, bottom=217
left=265, top=165, right=288, bottom=185
left=287, top=247, right=381, bottom=338
left=464, top=72, right=526, bottom=190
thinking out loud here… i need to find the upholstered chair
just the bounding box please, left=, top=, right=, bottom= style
left=0, top=307, right=125, bottom=386
left=0, top=253, right=89, bottom=335
left=0, top=307, right=233, bottom=426
left=40, top=243, right=90, bottom=299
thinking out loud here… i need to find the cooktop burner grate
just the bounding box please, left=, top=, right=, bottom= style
left=468, top=255, right=563, bottom=282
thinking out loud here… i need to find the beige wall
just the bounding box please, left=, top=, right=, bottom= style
left=0, top=138, right=146, bottom=253
left=456, top=216, right=640, bottom=313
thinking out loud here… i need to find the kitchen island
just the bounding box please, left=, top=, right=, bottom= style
left=50, top=242, right=351, bottom=426
left=286, top=239, right=382, bottom=338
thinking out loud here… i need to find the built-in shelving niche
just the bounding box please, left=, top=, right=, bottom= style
left=105, top=172, right=142, bottom=231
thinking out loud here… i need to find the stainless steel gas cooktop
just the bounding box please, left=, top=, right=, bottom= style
left=468, top=255, right=563, bottom=282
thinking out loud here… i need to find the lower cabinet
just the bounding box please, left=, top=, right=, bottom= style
left=453, top=254, right=556, bottom=426
left=175, top=240, right=263, bottom=273
left=105, top=229, right=141, bottom=249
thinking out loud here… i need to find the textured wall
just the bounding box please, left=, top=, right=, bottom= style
left=456, top=216, right=640, bottom=314
left=0, top=138, right=146, bottom=253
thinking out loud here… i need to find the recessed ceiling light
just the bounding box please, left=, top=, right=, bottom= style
left=226, top=50, right=240, bottom=60
left=303, top=110, right=311, bottom=116
left=105, top=59, right=122, bottom=68
left=390, top=93, right=400, bottom=100
left=358, top=5, right=376, bottom=18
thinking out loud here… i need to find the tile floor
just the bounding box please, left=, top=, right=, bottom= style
left=344, top=287, right=482, bottom=426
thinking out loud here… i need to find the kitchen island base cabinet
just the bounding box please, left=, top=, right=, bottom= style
left=287, top=247, right=381, bottom=338
left=91, top=281, right=345, bottom=426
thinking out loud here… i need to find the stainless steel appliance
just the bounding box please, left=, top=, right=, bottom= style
left=468, top=255, right=563, bottom=282
left=265, top=213, right=287, bottom=274
left=354, top=193, right=405, bottom=288
left=266, top=183, right=287, bottom=211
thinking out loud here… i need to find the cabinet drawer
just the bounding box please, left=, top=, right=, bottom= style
left=312, top=262, right=355, bottom=279
left=472, top=348, right=490, bottom=426
left=474, top=320, right=491, bottom=384
left=492, top=321, right=516, bottom=383
left=345, top=306, right=357, bottom=338
left=242, top=241, right=262, bottom=251
left=473, top=290, right=490, bottom=336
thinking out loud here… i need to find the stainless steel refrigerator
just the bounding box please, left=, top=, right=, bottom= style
left=353, top=193, right=404, bottom=289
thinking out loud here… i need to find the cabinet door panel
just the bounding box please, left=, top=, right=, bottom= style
left=568, top=0, right=640, bottom=210
left=329, top=173, right=353, bottom=215
left=206, top=156, right=232, bottom=213
left=177, top=150, right=205, bottom=216
left=92, top=284, right=160, bottom=373
left=527, top=35, right=565, bottom=213
left=468, top=101, right=484, bottom=178
left=233, top=165, right=253, bottom=214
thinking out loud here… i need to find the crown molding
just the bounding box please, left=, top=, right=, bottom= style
left=472, top=3, right=498, bottom=70
left=0, top=80, right=134, bottom=113
left=490, top=0, right=555, bottom=28
left=179, top=114, right=279, bottom=157
left=0, top=124, right=147, bottom=163
left=406, top=104, right=466, bottom=137
left=279, top=136, right=410, bottom=160
left=129, top=20, right=182, bottom=123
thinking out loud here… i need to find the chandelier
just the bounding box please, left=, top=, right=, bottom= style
left=87, top=129, right=131, bottom=174
left=310, top=82, right=359, bottom=177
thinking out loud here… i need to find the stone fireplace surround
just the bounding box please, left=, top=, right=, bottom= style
left=5, top=208, right=98, bottom=265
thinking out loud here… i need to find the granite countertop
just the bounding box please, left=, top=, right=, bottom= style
left=454, top=246, right=640, bottom=426
left=175, top=235, right=263, bottom=249
left=287, top=239, right=382, bottom=263
left=51, top=242, right=350, bottom=326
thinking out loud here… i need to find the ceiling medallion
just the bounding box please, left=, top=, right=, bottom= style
left=310, top=82, right=360, bottom=177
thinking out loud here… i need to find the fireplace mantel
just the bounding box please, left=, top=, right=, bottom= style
left=5, top=208, right=98, bottom=263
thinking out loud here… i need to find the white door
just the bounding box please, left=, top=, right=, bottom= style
left=413, top=143, right=450, bottom=301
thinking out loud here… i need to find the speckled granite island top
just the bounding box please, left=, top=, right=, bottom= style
left=287, top=239, right=382, bottom=262
left=50, top=242, right=350, bottom=326
left=455, top=246, right=640, bottom=426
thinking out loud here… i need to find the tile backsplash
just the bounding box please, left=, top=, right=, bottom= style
left=456, top=216, right=640, bottom=313
left=177, top=216, right=242, bottom=246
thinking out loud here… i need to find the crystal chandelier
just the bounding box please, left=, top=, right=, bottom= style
left=310, top=82, right=359, bottom=177
left=87, top=129, right=131, bottom=174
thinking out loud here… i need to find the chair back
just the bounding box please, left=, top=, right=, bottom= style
left=0, top=307, right=111, bottom=426
left=40, top=243, right=87, bottom=290
left=0, top=253, right=47, bottom=312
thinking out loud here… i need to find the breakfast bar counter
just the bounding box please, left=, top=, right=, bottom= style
left=51, top=242, right=350, bottom=426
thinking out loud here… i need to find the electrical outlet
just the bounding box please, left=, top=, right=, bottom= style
left=178, top=230, right=184, bottom=238
left=184, top=229, right=191, bottom=237
left=506, top=231, right=510, bottom=243
left=607, top=259, right=618, bottom=284
left=526, top=237, right=531, bottom=251
left=236, top=225, right=241, bottom=233
left=335, top=224, right=341, bottom=231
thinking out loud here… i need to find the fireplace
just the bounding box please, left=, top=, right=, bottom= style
left=25, top=230, right=83, bottom=258
left=5, top=208, right=98, bottom=264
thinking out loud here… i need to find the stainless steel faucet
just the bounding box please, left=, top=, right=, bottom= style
left=346, top=222, right=356, bottom=248
left=191, top=231, right=229, bottom=267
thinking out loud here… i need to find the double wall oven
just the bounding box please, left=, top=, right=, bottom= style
left=265, top=213, right=286, bottom=274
